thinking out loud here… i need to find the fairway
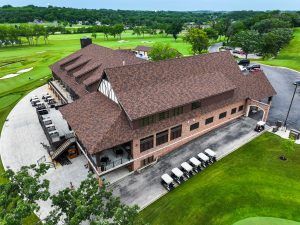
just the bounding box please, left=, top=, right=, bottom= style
left=259, top=28, right=300, bottom=71
left=139, top=132, right=300, bottom=225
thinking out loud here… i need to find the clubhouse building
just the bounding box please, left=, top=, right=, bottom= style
left=49, top=40, right=276, bottom=176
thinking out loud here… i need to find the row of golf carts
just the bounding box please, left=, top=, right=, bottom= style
left=161, top=148, right=217, bottom=191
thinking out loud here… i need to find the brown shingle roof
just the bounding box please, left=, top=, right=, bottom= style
left=105, top=51, right=275, bottom=120
left=133, top=45, right=152, bottom=52
left=60, top=51, right=276, bottom=154
left=50, top=44, right=144, bottom=97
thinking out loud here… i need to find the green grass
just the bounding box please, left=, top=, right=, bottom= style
left=233, top=217, right=300, bottom=225
left=139, top=132, right=300, bottom=225
left=259, top=28, right=300, bottom=71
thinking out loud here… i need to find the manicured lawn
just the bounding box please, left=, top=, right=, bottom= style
left=259, top=28, right=300, bottom=72
left=139, top=132, right=300, bottom=225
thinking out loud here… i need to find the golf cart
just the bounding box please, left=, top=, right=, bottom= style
left=198, top=152, right=210, bottom=167
left=189, top=157, right=202, bottom=172
left=181, top=162, right=194, bottom=178
left=171, top=167, right=185, bottom=184
left=161, top=174, right=175, bottom=191
left=254, top=121, right=265, bottom=132
left=204, top=148, right=217, bottom=163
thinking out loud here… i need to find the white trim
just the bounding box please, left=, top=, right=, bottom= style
left=249, top=98, right=269, bottom=107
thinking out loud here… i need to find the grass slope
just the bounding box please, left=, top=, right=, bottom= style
left=259, top=28, right=300, bottom=71
left=139, top=132, right=300, bottom=225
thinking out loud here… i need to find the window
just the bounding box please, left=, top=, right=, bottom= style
left=190, top=122, right=199, bottom=131
left=140, top=135, right=154, bottom=152
left=238, top=105, right=244, bottom=112
left=231, top=108, right=237, bottom=114
left=205, top=117, right=214, bottom=125
left=191, top=101, right=201, bottom=110
left=158, top=111, right=169, bottom=121
left=141, top=156, right=154, bottom=167
left=139, top=115, right=156, bottom=127
left=156, top=130, right=169, bottom=146
left=171, top=107, right=183, bottom=117
left=219, top=112, right=227, bottom=119
left=171, top=125, right=182, bottom=140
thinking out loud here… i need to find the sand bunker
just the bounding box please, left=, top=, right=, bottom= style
left=0, top=67, right=33, bottom=80
left=118, top=40, right=129, bottom=43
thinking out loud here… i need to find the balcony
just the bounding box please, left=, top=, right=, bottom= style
left=49, top=79, right=73, bottom=104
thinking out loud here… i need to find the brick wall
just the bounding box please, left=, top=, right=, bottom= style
left=131, top=100, right=247, bottom=170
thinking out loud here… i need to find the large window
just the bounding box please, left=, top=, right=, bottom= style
left=238, top=105, right=244, bottom=112
left=231, top=108, right=237, bottom=114
left=171, top=125, right=182, bottom=140
left=191, top=101, right=201, bottom=110
left=156, top=130, right=169, bottom=146
left=141, top=156, right=154, bottom=167
left=140, top=135, right=154, bottom=152
left=205, top=117, right=214, bottom=125
left=219, top=112, right=227, bottom=119
left=190, top=122, right=199, bottom=131
left=139, top=115, right=156, bottom=127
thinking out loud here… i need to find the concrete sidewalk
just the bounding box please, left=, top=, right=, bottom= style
left=112, top=116, right=264, bottom=209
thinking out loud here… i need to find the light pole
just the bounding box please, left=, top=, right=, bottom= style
left=283, top=80, right=300, bottom=128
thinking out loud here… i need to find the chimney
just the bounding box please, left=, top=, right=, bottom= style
left=80, top=37, right=92, bottom=48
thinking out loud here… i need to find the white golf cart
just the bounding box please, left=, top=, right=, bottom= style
left=189, top=157, right=202, bottom=172
left=181, top=162, right=194, bottom=178
left=204, top=148, right=217, bottom=163
left=171, top=167, right=185, bottom=184
left=254, top=121, right=266, bottom=132
left=161, top=174, right=175, bottom=191
left=198, top=152, right=210, bottom=167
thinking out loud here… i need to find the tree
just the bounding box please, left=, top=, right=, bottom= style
left=0, top=164, right=50, bottom=225
left=253, top=18, right=290, bottom=33
left=225, top=21, right=246, bottom=43
left=230, top=30, right=261, bottom=59
left=259, top=28, right=293, bottom=57
left=91, top=32, right=97, bottom=39
left=148, top=43, right=181, bottom=61
left=183, top=28, right=209, bottom=54
left=204, top=27, right=219, bottom=40
left=113, top=24, right=125, bottom=39
left=44, top=173, right=146, bottom=225
left=165, top=22, right=183, bottom=41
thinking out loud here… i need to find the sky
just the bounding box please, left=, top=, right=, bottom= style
left=1, top=0, right=300, bottom=11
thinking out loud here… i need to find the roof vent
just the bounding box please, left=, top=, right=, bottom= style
left=80, top=37, right=92, bottom=48
left=122, top=60, right=126, bottom=66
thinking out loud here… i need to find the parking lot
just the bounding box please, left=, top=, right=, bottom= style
left=112, top=116, right=264, bottom=209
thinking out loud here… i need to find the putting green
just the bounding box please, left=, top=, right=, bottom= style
left=233, top=217, right=300, bottom=225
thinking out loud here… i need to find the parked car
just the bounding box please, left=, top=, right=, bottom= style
left=161, top=174, right=175, bottom=191
left=204, top=149, right=217, bottom=163
left=238, top=59, right=250, bottom=66
left=247, top=64, right=261, bottom=71
left=171, top=167, right=185, bottom=184
left=198, top=152, right=210, bottom=167
left=181, top=162, right=194, bottom=178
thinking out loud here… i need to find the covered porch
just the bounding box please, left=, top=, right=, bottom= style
left=93, top=141, right=134, bottom=174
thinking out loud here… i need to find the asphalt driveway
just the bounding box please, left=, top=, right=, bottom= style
left=262, top=65, right=300, bottom=130
left=112, top=117, right=264, bottom=209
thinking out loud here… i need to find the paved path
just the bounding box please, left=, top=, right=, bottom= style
left=261, top=65, right=300, bottom=130
left=0, top=85, right=89, bottom=219
left=208, top=42, right=222, bottom=53
left=112, top=117, right=264, bottom=209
